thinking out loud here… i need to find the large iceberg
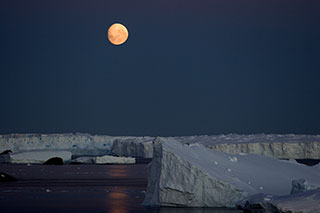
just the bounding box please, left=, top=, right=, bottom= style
left=143, top=138, right=320, bottom=208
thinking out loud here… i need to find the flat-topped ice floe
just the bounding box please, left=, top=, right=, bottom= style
left=10, top=150, right=72, bottom=164
left=143, top=138, right=320, bottom=208
left=95, top=155, right=135, bottom=164
left=71, top=155, right=136, bottom=164
left=71, top=156, right=96, bottom=164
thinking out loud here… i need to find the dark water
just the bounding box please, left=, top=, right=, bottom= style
left=0, top=164, right=242, bottom=213
left=295, top=159, right=320, bottom=166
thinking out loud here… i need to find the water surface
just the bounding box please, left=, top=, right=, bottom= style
left=0, top=164, right=242, bottom=213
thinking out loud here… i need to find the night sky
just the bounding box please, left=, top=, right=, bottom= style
left=0, top=0, right=319, bottom=136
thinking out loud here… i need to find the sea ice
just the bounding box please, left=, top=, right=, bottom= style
left=71, top=156, right=96, bottom=164
left=95, top=155, right=135, bottom=164
left=290, top=179, right=317, bottom=194
left=237, top=188, right=320, bottom=213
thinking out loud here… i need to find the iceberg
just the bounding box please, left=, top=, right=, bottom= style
left=71, top=155, right=136, bottom=164
left=95, top=155, right=135, bottom=164
left=174, top=134, right=320, bottom=159
left=10, top=150, right=72, bottom=164
left=143, top=138, right=320, bottom=208
left=0, top=133, right=153, bottom=158
left=111, top=138, right=154, bottom=158
left=71, top=156, right=96, bottom=164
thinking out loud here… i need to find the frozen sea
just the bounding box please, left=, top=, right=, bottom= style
left=0, top=163, right=242, bottom=213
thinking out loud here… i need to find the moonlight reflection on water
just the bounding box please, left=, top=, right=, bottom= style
left=106, top=191, right=130, bottom=213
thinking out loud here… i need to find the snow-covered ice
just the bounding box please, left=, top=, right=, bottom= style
left=71, top=156, right=96, bottom=164
left=70, top=155, right=136, bottom=164
left=228, top=156, right=238, bottom=163
left=10, top=151, right=72, bottom=164
left=143, top=137, right=320, bottom=208
left=237, top=188, right=320, bottom=213
left=174, top=134, right=320, bottom=159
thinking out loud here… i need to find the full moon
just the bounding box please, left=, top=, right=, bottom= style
left=107, top=23, right=129, bottom=45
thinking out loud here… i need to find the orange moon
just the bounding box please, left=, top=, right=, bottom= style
left=107, top=23, right=129, bottom=45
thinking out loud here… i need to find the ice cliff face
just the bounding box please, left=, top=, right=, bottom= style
left=143, top=138, right=248, bottom=207
left=174, top=134, right=320, bottom=159
left=208, top=142, right=320, bottom=159
left=111, top=137, right=154, bottom=158
left=143, top=138, right=320, bottom=208
left=0, top=133, right=113, bottom=155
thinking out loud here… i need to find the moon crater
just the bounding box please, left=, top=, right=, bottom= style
left=107, top=23, right=129, bottom=45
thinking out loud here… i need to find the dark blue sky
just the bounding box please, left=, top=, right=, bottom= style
left=0, top=0, right=319, bottom=136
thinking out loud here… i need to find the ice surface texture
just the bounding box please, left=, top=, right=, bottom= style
left=174, top=134, right=320, bottom=159
left=96, top=155, right=136, bottom=164
left=237, top=189, right=320, bottom=213
left=143, top=138, right=320, bottom=207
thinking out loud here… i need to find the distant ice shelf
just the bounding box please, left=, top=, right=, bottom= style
left=174, top=134, right=320, bottom=159
left=0, top=133, right=320, bottom=159
left=0, top=133, right=153, bottom=158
